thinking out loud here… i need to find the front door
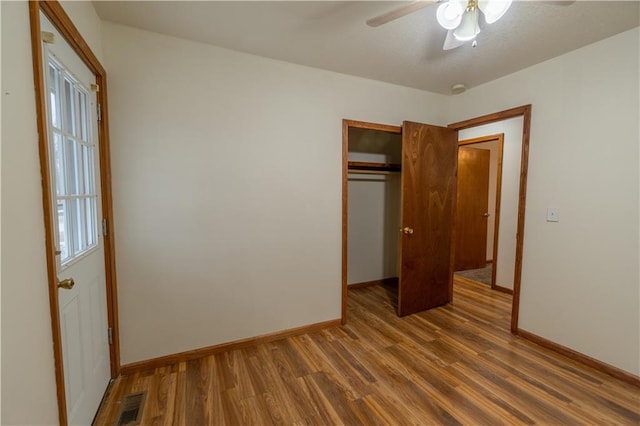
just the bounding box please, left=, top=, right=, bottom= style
left=454, top=147, right=490, bottom=271
left=398, top=121, right=457, bottom=316
left=41, top=13, right=111, bottom=425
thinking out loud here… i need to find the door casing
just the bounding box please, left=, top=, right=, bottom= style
left=28, top=2, right=120, bottom=424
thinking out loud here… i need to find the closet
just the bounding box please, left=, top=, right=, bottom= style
left=342, top=119, right=458, bottom=317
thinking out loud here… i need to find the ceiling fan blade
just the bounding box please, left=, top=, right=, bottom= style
left=366, top=0, right=437, bottom=27
left=443, top=30, right=465, bottom=50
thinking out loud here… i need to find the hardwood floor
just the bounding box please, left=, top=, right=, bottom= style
left=94, top=278, right=640, bottom=425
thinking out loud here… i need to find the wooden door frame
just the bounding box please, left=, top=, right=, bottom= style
left=449, top=105, right=532, bottom=334
left=28, top=2, right=120, bottom=424
left=457, top=134, right=505, bottom=292
left=341, top=119, right=402, bottom=324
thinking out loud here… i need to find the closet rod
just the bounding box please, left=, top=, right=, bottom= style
left=347, top=161, right=401, bottom=172
left=348, top=169, right=400, bottom=175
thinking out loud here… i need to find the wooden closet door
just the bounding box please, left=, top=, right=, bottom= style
left=454, top=147, right=490, bottom=271
left=398, top=121, right=458, bottom=316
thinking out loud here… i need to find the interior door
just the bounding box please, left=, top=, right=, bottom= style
left=42, top=13, right=111, bottom=425
left=398, top=121, right=458, bottom=316
left=454, top=147, right=490, bottom=271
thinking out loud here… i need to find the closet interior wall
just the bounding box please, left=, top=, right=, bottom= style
left=347, top=127, right=402, bottom=286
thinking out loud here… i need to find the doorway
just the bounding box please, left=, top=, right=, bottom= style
left=341, top=119, right=458, bottom=322
left=454, top=134, right=505, bottom=292
left=29, top=2, right=120, bottom=424
left=449, top=105, right=532, bottom=333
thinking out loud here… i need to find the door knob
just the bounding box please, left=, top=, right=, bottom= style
left=402, top=227, right=414, bottom=235
left=483, top=213, right=490, bottom=217
left=58, top=278, right=75, bottom=290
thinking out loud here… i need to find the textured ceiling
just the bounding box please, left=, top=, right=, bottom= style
left=93, top=1, right=640, bottom=94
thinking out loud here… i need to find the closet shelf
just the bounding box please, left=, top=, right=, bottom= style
left=348, top=161, right=401, bottom=172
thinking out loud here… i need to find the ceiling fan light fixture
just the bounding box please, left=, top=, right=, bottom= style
left=436, top=1, right=464, bottom=30
left=478, top=0, right=512, bottom=24
left=453, top=7, right=480, bottom=41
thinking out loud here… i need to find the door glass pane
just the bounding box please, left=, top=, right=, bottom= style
left=64, top=78, right=76, bottom=136
left=58, top=200, right=69, bottom=261
left=74, top=198, right=86, bottom=253
left=71, top=198, right=81, bottom=253
left=54, top=133, right=66, bottom=196
left=66, top=196, right=76, bottom=259
left=82, top=145, right=93, bottom=194
left=79, top=91, right=88, bottom=142
left=49, top=64, right=61, bottom=129
left=75, top=141, right=85, bottom=195
left=65, top=137, right=78, bottom=195
left=86, top=198, right=96, bottom=247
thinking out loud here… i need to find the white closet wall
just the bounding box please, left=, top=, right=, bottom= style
left=347, top=128, right=401, bottom=285
left=348, top=174, right=400, bottom=284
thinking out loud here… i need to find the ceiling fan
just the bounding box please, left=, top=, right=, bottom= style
left=366, top=0, right=573, bottom=51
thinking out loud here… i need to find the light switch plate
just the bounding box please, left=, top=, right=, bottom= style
left=547, top=206, right=560, bottom=222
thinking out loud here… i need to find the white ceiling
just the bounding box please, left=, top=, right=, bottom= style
left=93, top=1, right=640, bottom=94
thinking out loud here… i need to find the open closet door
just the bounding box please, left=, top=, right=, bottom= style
left=398, top=121, right=458, bottom=316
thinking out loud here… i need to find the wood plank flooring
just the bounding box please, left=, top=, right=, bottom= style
left=94, top=278, right=640, bottom=425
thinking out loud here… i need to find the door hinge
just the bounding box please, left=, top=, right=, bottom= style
left=108, top=327, right=113, bottom=345
left=97, top=103, right=102, bottom=121
left=42, top=31, right=56, bottom=44
left=102, top=218, right=108, bottom=237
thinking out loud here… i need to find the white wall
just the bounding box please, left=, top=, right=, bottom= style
left=459, top=118, right=524, bottom=290
left=450, top=28, right=640, bottom=375
left=101, top=22, right=449, bottom=364
left=1, top=1, right=104, bottom=424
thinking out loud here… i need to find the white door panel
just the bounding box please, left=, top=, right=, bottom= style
left=60, top=298, right=85, bottom=408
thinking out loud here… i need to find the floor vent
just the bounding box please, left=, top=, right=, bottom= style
left=115, top=391, right=146, bottom=426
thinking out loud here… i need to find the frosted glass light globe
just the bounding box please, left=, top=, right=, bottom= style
left=437, top=1, right=464, bottom=30
left=478, top=0, right=512, bottom=24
